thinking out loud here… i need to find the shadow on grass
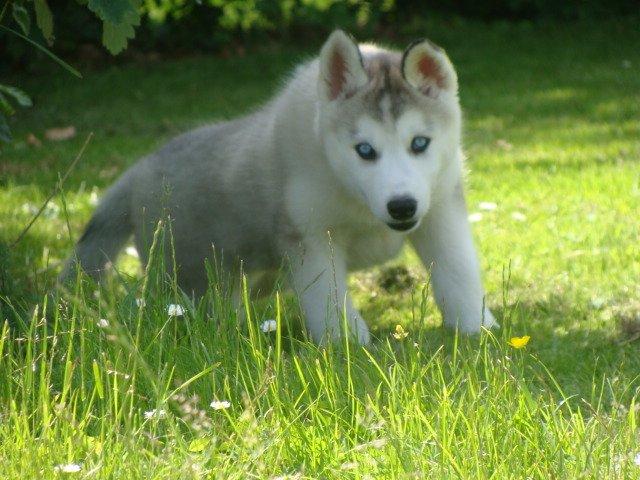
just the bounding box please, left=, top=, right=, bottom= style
left=367, top=294, right=640, bottom=405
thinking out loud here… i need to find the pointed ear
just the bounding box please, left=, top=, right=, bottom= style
left=401, top=39, right=458, bottom=96
left=318, top=30, right=368, bottom=102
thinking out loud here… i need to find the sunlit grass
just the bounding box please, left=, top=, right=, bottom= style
left=1, top=264, right=638, bottom=478
left=1, top=19, right=639, bottom=479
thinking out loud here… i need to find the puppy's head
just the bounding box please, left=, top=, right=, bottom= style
left=317, top=30, right=462, bottom=232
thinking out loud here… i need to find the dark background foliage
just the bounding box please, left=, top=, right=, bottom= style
left=2, top=0, right=639, bottom=71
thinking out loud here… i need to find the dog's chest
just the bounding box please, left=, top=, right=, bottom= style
left=345, top=227, right=405, bottom=271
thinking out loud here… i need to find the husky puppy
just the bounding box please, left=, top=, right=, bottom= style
left=60, top=30, right=498, bottom=344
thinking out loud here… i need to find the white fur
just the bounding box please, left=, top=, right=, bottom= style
left=281, top=34, right=497, bottom=342
left=62, top=31, right=497, bottom=344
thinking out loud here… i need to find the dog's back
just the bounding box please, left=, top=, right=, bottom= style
left=61, top=110, right=289, bottom=291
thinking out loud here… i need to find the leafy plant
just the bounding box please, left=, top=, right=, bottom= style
left=6, top=0, right=142, bottom=53
left=0, top=0, right=144, bottom=143
left=85, top=0, right=142, bottom=54
left=0, top=83, right=31, bottom=142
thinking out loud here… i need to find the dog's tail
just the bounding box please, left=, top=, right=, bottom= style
left=59, top=172, right=134, bottom=284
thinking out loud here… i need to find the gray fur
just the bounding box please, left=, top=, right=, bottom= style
left=62, top=114, right=290, bottom=294
left=60, top=30, right=497, bottom=343
left=60, top=170, right=133, bottom=282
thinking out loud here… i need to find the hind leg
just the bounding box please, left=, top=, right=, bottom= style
left=58, top=172, right=134, bottom=285
left=59, top=214, right=131, bottom=284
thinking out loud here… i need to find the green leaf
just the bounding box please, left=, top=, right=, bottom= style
left=0, top=93, right=15, bottom=116
left=188, top=438, right=210, bottom=453
left=102, top=7, right=140, bottom=55
left=87, top=0, right=134, bottom=24
left=0, top=85, right=32, bottom=108
left=0, top=26, right=82, bottom=78
left=34, top=0, right=54, bottom=44
left=0, top=114, right=12, bottom=143
left=92, top=360, right=104, bottom=399
left=12, top=2, right=31, bottom=35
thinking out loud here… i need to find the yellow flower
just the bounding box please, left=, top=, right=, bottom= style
left=392, top=324, right=408, bottom=340
left=507, top=335, right=530, bottom=349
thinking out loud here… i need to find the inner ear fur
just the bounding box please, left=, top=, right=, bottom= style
left=401, top=38, right=458, bottom=95
left=319, top=30, right=369, bottom=102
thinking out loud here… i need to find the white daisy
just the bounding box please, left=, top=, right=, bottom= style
left=167, top=304, right=185, bottom=317
left=54, top=463, right=81, bottom=473
left=144, top=409, right=167, bottom=420
left=96, top=318, right=109, bottom=328
left=340, top=461, right=358, bottom=470
left=468, top=212, right=483, bottom=223
left=43, top=202, right=60, bottom=219
left=260, top=319, right=277, bottom=333
left=634, top=453, right=640, bottom=467
left=89, top=189, right=100, bottom=206
left=479, top=201, right=497, bottom=211
left=210, top=400, right=231, bottom=410
left=21, top=202, right=38, bottom=215
left=511, top=211, right=527, bottom=222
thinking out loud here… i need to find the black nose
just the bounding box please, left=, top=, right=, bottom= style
left=387, top=196, right=417, bottom=221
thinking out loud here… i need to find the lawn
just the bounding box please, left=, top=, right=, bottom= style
left=1, top=19, right=639, bottom=479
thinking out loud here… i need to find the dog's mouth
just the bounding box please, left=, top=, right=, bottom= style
left=386, top=220, right=418, bottom=232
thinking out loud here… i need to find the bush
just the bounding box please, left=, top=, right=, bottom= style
left=2, top=0, right=637, bottom=69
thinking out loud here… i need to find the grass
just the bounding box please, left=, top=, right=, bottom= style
left=1, top=19, right=640, bottom=478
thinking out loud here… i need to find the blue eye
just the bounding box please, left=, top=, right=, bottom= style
left=355, top=142, right=377, bottom=161
left=411, top=136, right=431, bottom=154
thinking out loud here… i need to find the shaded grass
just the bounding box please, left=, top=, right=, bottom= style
left=1, top=251, right=638, bottom=478
left=1, top=19, right=639, bottom=478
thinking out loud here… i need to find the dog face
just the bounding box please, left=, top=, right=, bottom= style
left=317, top=31, right=462, bottom=232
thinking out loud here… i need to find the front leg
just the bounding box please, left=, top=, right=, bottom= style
left=410, top=184, right=497, bottom=333
left=288, top=237, right=371, bottom=345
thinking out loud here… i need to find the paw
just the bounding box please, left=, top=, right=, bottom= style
left=482, top=307, right=500, bottom=330
left=308, top=312, right=371, bottom=345
left=351, top=312, right=371, bottom=345
left=329, top=313, right=371, bottom=345
left=444, top=306, right=499, bottom=334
